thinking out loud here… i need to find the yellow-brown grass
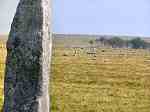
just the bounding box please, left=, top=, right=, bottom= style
left=51, top=47, right=150, bottom=112
left=0, top=41, right=150, bottom=111
left=0, top=41, right=6, bottom=110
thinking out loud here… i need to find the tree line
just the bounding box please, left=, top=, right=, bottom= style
left=94, top=37, right=150, bottom=49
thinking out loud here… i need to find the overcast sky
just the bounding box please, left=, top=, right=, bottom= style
left=0, top=0, right=150, bottom=36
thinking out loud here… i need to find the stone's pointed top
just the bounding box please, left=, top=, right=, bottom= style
left=4, top=0, right=52, bottom=112
left=7, top=0, right=51, bottom=49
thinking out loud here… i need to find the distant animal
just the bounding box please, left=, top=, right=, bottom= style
left=86, top=47, right=97, bottom=57
left=86, top=52, right=97, bottom=57
left=102, top=50, right=105, bottom=52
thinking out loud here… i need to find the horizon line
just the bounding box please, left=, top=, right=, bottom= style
left=0, top=33, right=150, bottom=38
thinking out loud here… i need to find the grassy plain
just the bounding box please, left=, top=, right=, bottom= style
left=0, top=40, right=6, bottom=110
left=51, top=37, right=150, bottom=112
left=0, top=36, right=150, bottom=112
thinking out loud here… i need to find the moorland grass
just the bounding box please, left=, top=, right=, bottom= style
left=51, top=47, right=150, bottom=112
left=0, top=40, right=150, bottom=112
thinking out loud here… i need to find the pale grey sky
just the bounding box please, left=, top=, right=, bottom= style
left=0, top=0, right=19, bottom=34
left=0, top=0, right=150, bottom=37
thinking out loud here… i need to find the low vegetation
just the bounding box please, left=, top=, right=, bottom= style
left=51, top=47, right=150, bottom=112
left=51, top=36, right=150, bottom=112
left=0, top=41, right=6, bottom=111
left=0, top=35, right=150, bottom=112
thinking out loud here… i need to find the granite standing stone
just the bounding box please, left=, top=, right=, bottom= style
left=3, top=0, right=52, bottom=111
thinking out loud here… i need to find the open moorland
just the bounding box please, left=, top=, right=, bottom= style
left=1, top=34, right=150, bottom=112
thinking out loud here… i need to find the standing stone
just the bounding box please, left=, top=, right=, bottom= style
left=3, top=0, right=52, bottom=112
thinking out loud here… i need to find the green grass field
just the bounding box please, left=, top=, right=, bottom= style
left=0, top=37, right=150, bottom=111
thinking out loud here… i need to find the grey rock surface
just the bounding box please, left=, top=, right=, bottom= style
left=3, top=0, right=52, bottom=112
